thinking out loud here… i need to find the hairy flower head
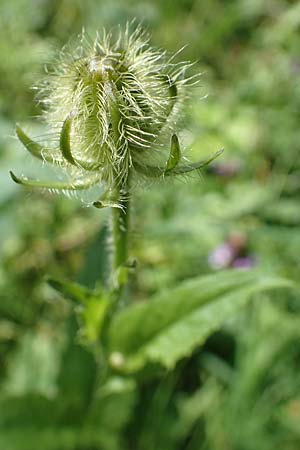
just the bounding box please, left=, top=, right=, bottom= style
left=11, top=24, right=222, bottom=203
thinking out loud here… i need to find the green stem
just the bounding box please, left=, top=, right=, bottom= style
left=112, top=186, right=130, bottom=271
left=109, top=89, right=131, bottom=296
left=99, top=177, right=130, bottom=363
left=99, top=177, right=130, bottom=364
left=111, top=176, right=130, bottom=287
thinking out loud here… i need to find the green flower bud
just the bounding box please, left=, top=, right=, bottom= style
left=11, top=24, right=222, bottom=202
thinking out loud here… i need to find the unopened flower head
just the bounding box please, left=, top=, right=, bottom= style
left=11, top=24, right=222, bottom=201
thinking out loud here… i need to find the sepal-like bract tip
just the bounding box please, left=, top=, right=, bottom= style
left=166, top=134, right=181, bottom=171
left=9, top=170, right=101, bottom=191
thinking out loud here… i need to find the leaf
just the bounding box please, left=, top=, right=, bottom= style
left=47, top=278, right=99, bottom=305
left=107, top=270, right=294, bottom=372
left=78, top=296, right=109, bottom=343
left=3, top=330, right=64, bottom=397
left=48, top=278, right=109, bottom=343
left=108, top=270, right=260, bottom=355
left=0, top=378, right=136, bottom=450
left=86, top=376, right=136, bottom=430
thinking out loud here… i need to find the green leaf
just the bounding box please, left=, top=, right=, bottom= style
left=0, top=377, right=136, bottom=450
left=108, top=270, right=259, bottom=356
left=107, top=270, right=294, bottom=372
left=3, top=330, right=64, bottom=397
left=78, top=296, right=109, bottom=343
left=47, top=278, right=99, bottom=305
left=48, top=278, right=109, bottom=343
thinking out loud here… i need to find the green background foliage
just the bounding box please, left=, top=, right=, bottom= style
left=0, top=0, right=300, bottom=449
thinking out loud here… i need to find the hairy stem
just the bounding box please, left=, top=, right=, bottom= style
left=109, top=88, right=131, bottom=297
left=111, top=176, right=130, bottom=276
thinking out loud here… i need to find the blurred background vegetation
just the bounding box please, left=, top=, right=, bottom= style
left=0, top=0, right=300, bottom=449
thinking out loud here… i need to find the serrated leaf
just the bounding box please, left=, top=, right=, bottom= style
left=108, top=270, right=262, bottom=356
left=107, top=270, right=294, bottom=372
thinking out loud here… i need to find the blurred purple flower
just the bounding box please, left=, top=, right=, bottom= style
left=232, top=256, right=255, bottom=270
left=208, top=232, right=256, bottom=270
left=209, top=160, right=242, bottom=179
left=208, top=243, right=235, bottom=269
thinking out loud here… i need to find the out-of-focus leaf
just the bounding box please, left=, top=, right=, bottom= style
left=78, top=295, right=109, bottom=343
left=108, top=270, right=294, bottom=371
left=48, top=277, right=109, bottom=343
left=3, top=329, right=64, bottom=397
left=47, top=277, right=100, bottom=305
left=0, top=377, right=136, bottom=450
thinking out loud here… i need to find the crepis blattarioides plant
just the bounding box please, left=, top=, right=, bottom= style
left=10, top=25, right=223, bottom=207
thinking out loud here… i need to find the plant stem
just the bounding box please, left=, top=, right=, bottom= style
left=111, top=176, right=130, bottom=274
left=99, top=178, right=130, bottom=359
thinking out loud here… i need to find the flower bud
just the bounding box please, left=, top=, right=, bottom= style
left=11, top=25, right=222, bottom=201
